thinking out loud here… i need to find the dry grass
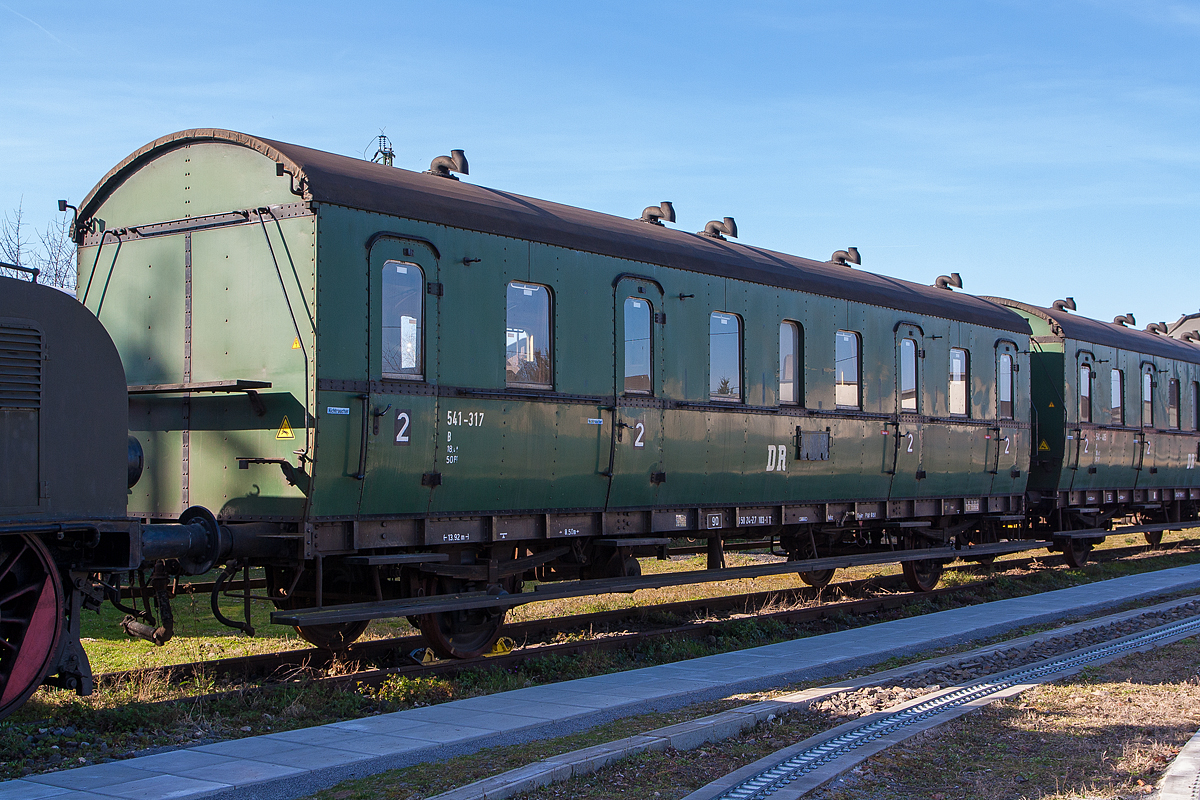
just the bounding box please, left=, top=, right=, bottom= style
left=81, top=531, right=1198, bottom=675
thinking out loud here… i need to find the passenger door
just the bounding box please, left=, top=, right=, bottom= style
left=607, top=277, right=665, bottom=509
left=359, top=237, right=440, bottom=519
left=889, top=326, right=924, bottom=499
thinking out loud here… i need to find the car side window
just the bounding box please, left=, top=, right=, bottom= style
left=835, top=330, right=861, bottom=410
left=899, top=338, right=918, bottom=412
left=1143, top=369, right=1154, bottom=428
left=506, top=282, right=553, bottom=389
left=382, top=261, right=424, bottom=379
left=998, top=353, right=1014, bottom=419
left=710, top=312, right=742, bottom=402
left=779, top=321, right=801, bottom=405
left=1169, top=378, right=1180, bottom=429
left=1079, top=364, right=1092, bottom=423
left=949, top=348, right=969, bottom=417
left=1111, top=369, right=1124, bottom=426
left=623, top=297, right=652, bottom=394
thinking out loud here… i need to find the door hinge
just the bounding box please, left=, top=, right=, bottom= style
left=654, top=312, right=666, bottom=325
left=651, top=472, right=666, bottom=484
left=421, top=471, right=442, bottom=487
left=426, top=281, right=443, bottom=297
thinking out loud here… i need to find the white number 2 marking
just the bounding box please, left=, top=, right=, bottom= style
left=1082, top=437, right=1089, bottom=454
left=633, top=421, right=645, bottom=448
left=1004, top=436, right=1011, bottom=455
left=394, top=411, right=411, bottom=444
left=906, top=432, right=914, bottom=453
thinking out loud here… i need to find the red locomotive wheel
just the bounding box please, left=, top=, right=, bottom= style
left=1144, top=531, right=1164, bottom=547
left=0, top=535, right=65, bottom=720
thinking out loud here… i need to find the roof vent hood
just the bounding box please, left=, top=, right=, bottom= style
left=638, top=202, right=676, bottom=226
left=1112, top=313, right=1136, bottom=327
left=1146, top=322, right=1169, bottom=335
left=425, top=150, right=469, bottom=180
left=1052, top=297, right=1076, bottom=313
left=698, top=218, right=737, bottom=240
left=934, top=273, right=962, bottom=291
left=828, top=247, right=860, bottom=267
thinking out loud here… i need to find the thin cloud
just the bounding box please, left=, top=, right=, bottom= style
left=1, top=3, right=80, bottom=52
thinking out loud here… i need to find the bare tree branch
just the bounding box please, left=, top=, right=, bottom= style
left=0, top=201, right=77, bottom=290
left=0, top=202, right=29, bottom=279
left=35, top=208, right=77, bottom=291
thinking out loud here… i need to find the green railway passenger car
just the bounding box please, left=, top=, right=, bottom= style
left=74, top=130, right=1046, bottom=655
left=986, top=298, right=1200, bottom=564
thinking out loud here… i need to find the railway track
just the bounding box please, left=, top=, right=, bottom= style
left=94, top=537, right=1196, bottom=696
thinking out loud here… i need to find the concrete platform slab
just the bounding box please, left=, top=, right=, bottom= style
left=0, top=782, right=70, bottom=800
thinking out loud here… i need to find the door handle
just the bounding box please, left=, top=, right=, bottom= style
left=353, top=394, right=370, bottom=480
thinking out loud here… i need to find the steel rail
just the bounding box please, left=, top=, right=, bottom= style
left=715, top=614, right=1200, bottom=799
left=94, top=539, right=1195, bottom=691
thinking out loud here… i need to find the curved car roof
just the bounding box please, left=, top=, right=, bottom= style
left=79, top=129, right=1032, bottom=335
left=985, top=297, right=1200, bottom=363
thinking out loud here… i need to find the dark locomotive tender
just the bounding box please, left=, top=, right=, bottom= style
left=1, top=128, right=1198, bottom=722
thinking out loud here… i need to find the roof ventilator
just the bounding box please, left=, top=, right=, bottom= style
left=1183, top=331, right=1200, bottom=343
left=425, top=150, right=469, bottom=180
left=829, top=247, right=860, bottom=267
left=1146, top=322, right=1169, bottom=335
left=638, top=202, right=676, bottom=226
left=1113, top=313, right=1136, bottom=327
left=934, top=273, right=962, bottom=291
left=698, top=217, right=737, bottom=240
left=1052, top=297, right=1076, bottom=313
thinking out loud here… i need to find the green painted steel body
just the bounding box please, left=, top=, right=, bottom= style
left=990, top=299, right=1200, bottom=507
left=75, top=132, right=1036, bottom=545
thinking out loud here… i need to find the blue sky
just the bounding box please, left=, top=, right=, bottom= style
left=2, top=1, right=1197, bottom=325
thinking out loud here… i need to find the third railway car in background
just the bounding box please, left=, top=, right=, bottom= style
left=49, top=129, right=1200, bottom=662
left=986, top=298, right=1200, bottom=564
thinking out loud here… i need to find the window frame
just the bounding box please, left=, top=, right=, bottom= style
left=380, top=260, right=426, bottom=381
left=899, top=338, right=919, bottom=413
left=1079, top=363, right=1092, bottom=424
left=1168, top=377, right=1181, bottom=429
left=998, top=352, right=1014, bottom=420
left=1142, top=366, right=1155, bottom=428
left=1193, top=381, right=1199, bottom=431
left=505, top=281, right=554, bottom=390
left=948, top=347, right=969, bottom=418
left=709, top=311, right=743, bottom=403
left=779, top=320, right=802, bottom=406
left=835, top=330, right=862, bottom=410
left=1110, top=368, right=1124, bottom=426
left=622, top=296, right=653, bottom=396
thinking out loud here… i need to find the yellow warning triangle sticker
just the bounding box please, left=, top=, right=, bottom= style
left=1048, top=402, right=1055, bottom=407
left=276, top=415, right=295, bottom=440
left=1039, top=439, right=1051, bottom=451
left=291, top=337, right=301, bottom=350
